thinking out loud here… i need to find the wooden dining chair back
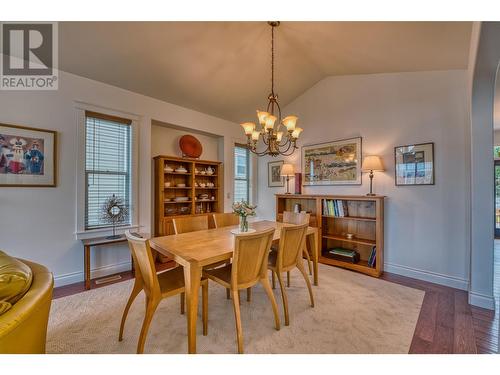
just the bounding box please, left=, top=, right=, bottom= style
left=125, top=232, right=160, bottom=298
left=279, top=211, right=312, bottom=283
left=277, top=223, right=309, bottom=270
left=269, top=223, right=314, bottom=326
left=173, top=215, right=208, bottom=234
left=203, top=227, right=280, bottom=353
left=232, top=228, right=275, bottom=288
left=122, top=231, right=208, bottom=353
left=212, top=212, right=239, bottom=228
left=283, top=211, right=310, bottom=225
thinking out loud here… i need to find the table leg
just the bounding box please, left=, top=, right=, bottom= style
left=84, top=245, right=91, bottom=290
left=183, top=262, right=201, bottom=354
left=307, top=232, right=319, bottom=286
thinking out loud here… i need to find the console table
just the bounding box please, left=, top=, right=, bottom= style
left=82, top=234, right=134, bottom=290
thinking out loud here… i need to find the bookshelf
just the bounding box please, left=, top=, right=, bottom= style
left=154, top=156, right=223, bottom=238
left=276, top=194, right=385, bottom=277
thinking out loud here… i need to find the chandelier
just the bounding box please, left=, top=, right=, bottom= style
left=240, top=21, right=303, bottom=157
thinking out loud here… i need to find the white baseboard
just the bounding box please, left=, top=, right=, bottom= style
left=54, top=261, right=132, bottom=287
left=468, top=291, right=496, bottom=310
left=384, top=262, right=469, bottom=291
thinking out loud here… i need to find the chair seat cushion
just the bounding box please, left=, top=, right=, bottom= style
left=0, top=251, right=33, bottom=315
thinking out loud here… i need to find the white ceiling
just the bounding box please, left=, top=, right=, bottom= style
left=59, top=21, right=472, bottom=123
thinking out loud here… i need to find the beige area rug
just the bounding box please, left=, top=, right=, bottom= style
left=47, top=264, right=424, bottom=354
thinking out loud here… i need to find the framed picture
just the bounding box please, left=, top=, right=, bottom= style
left=302, top=137, right=362, bottom=186
left=268, top=160, right=284, bottom=187
left=0, top=123, right=57, bottom=187
left=394, top=142, right=434, bottom=185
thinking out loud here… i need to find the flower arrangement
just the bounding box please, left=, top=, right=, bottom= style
left=232, top=201, right=256, bottom=232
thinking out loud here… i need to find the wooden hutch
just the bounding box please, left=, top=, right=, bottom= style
left=154, top=156, right=223, bottom=237
left=276, top=194, right=385, bottom=277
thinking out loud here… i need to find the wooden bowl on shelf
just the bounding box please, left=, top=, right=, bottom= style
left=179, top=135, right=202, bottom=158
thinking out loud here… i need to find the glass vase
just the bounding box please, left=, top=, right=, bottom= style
left=239, top=215, right=249, bottom=232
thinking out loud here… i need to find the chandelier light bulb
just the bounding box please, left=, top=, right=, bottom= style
left=256, top=110, right=269, bottom=125
left=276, top=131, right=283, bottom=142
left=282, top=116, right=298, bottom=132
left=291, top=127, right=303, bottom=139
left=241, top=122, right=256, bottom=135
left=251, top=130, right=260, bottom=141
left=265, top=115, right=277, bottom=131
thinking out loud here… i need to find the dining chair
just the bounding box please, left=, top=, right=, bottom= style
left=172, top=215, right=208, bottom=234
left=275, top=211, right=312, bottom=288
left=268, top=223, right=314, bottom=326
left=120, top=231, right=208, bottom=354
left=212, top=212, right=239, bottom=228
left=173, top=215, right=233, bottom=298
left=203, top=227, right=280, bottom=354
left=212, top=212, right=251, bottom=301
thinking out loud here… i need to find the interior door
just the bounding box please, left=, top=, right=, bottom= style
left=495, top=161, right=500, bottom=238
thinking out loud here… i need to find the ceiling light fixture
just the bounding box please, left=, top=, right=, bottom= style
left=240, top=21, right=302, bottom=157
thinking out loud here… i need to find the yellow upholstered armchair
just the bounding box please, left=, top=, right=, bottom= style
left=0, top=258, right=54, bottom=354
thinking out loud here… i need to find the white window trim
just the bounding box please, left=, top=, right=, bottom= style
left=74, top=101, right=140, bottom=240
left=230, top=140, right=257, bottom=206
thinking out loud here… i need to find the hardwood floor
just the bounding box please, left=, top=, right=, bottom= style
left=53, top=253, right=500, bottom=354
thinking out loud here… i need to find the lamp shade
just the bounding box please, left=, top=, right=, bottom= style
left=256, top=110, right=269, bottom=125
left=362, top=156, right=385, bottom=172
left=280, top=163, right=295, bottom=177
left=241, top=122, right=255, bottom=135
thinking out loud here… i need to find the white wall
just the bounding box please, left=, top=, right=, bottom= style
left=257, top=70, right=470, bottom=290
left=0, top=68, right=243, bottom=286
left=151, top=123, right=221, bottom=161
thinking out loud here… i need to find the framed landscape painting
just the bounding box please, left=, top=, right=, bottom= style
left=0, top=123, right=57, bottom=187
left=302, top=137, right=362, bottom=186
left=394, top=142, right=434, bottom=186
left=268, top=160, right=284, bottom=187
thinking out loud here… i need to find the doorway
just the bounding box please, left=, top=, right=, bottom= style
left=495, top=159, right=500, bottom=238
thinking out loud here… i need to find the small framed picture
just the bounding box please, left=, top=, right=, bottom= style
left=394, top=142, right=434, bottom=186
left=0, top=123, right=57, bottom=187
left=268, top=160, right=284, bottom=187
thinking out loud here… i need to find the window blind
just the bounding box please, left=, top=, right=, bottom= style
left=85, top=112, right=132, bottom=230
left=234, top=145, right=250, bottom=203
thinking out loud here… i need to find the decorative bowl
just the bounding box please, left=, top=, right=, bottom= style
left=175, top=167, right=188, bottom=173
left=164, top=182, right=171, bottom=187
left=179, top=134, right=203, bottom=158
left=175, top=197, right=189, bottom=202
left=164, top=166, right=173, bottom=172
left=177, top=183, right=186, bottom=188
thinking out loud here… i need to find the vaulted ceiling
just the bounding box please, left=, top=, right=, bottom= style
left=59, top=22, right=472, bottom=123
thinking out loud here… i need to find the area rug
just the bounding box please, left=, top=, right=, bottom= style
left=47, top=264, right=424, bottom=354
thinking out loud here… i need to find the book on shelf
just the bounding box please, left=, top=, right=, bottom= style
left=326, top=247, right=360, bottom=263
left=323, top=199, right=349, bottom=217
left=368, top=246, right=376, bottom=268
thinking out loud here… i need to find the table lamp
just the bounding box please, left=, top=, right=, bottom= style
left=281, top=163, right=295, bottom=194
left=362, top=156, right=385, bottom=196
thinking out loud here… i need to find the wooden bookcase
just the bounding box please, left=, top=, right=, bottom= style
left=276, top=194, right=385, bottom=277
left=154, top=156, right=223, bottom=237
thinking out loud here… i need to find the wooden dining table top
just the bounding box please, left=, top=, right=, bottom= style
left=149, top=220, right=318, bottom=267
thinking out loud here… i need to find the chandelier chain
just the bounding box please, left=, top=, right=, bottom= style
left=271, top=24, right=274, bottom=95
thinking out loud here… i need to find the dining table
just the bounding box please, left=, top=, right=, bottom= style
left=149, top=220, right=319, bottom=354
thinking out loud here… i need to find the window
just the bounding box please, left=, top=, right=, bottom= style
left=234, top=144, right=250, bottom=203
left=85, top=111, right=132, bottom=230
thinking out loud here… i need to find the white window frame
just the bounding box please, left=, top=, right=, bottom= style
left=234, top=143, right=251, bottom=204
left=74, top=101, right=140, bottom=239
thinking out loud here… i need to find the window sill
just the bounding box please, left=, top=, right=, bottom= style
left=75, top=225, right=139, bottom=240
